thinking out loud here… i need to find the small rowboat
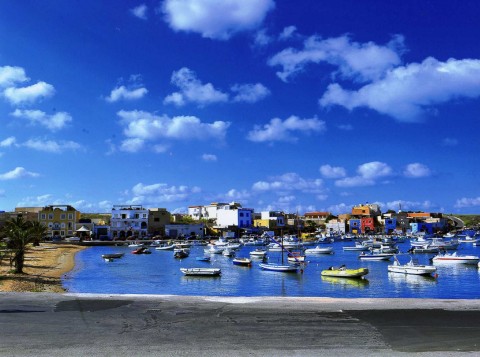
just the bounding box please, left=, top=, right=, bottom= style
left=196, top=256, right=211, bottom=262
left=259, top=263, right=299, bottom=272
left=232, top=257, right=252, bottom=266
left=358, top=252, right=393, bottom=261
left=101, top=253, right=124, bottom=259
left=180, top=268, right=221, bottom=276
left=304, top=246, right=334, bottom=255
left=321, top=266, right=369, bottom=278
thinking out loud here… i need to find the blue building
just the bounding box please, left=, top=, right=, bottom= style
left=410, top=222, right=434, bottom=234
left=349, top=219, right=361, bottom=234
left=384, top=218, right=397, bottom=234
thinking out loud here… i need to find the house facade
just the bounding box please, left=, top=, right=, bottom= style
left=38, top=205, right=81, bottom=238
left=110, top=205, right=148, bottom=239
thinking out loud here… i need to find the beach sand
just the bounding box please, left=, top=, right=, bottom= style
left=0, top=243, right=85, bottom=293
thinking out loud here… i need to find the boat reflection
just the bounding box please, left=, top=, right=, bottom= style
left=388, top=272, right=437, bottom=286
left=321, top=276, right=369, bottom=288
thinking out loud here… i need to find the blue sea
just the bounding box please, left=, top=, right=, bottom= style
left=63, top=241, right=480, bottom=299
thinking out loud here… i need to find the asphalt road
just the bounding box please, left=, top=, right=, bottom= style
left=1, top=293, right=480, bottom=356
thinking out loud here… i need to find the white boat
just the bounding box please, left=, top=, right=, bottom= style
left=232, top=257, right=252, bottom=266
left=343, top=243, right=369, bottom=251
left=304, top=246, right=334, bottom=255
left=458, top=235, right=476, bottom=243
left=287, top=252, right=306, bottom=263
left=101, top=253, right=124, bottom=259
left=388, top=256, right=437, bottom=276
left=259, top=263, right=299, bottom=272
left=155, top=244, right=175, bottom=251
left=180, top=268, right=221, bottom=276
left=358, top=252, right=394, bottom=261
left=222, top=248, right=235, bottom=257
left=204, top=245, right=224, bottom=254
left=249, top=249, right=267, bottom=258
left=432, top=252, right=480, bottom=265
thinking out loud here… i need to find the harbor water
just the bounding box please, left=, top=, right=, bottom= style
left=63, top=241, right=480, bottom=298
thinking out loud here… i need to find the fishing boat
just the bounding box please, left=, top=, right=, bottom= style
left=259, top=263, right=299, bottom=272
left=432, top=252, right=479, bottom=265
left=180, top=268, right=221, bottom=276
left=409, top=244, right=440, bottom=254
left=249, top=249, right=267, bottom=258
left=287, top=252, right=306, bottom=263
left=358, top=252, right=394, bottom=261
left=131, top=247, right=151, bottom=254
left=304, top=246, right=334, bottom=255
left=155, top=244, right=175, bottom=251
left=232, top=257, right=252, bottom=266
left=173, top=248, right=189, bottom=259
left=388, top=256, right=437, bottom=276
left=101, top=253, right=124, bottom=259
left=321, top=265, right=369, bottom=278
left=343, top=243, right=369, bottom=251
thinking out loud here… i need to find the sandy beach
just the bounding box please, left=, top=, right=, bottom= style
left=0, top=243, right=85, bottom=293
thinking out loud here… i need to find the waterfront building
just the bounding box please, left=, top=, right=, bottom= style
left=361, top=217, right=376, bottom=233
left=254, top=211, right=285, bottom=230
left=110, top=205, right=148, bottom=239
left=384, top=217, right=397, bottom=234
left=215, top=203, right=253, bottom=229
left=304, top=211, right=330, bottom=225
left=148, top=208, right=171, bottom=236
left=326, top=219, right=346, bottom=234
left=351, top=204, right=381, bottom=217
left=349, top=219, right=361, bottom=234
left=165, top=223, right=204, bottom=239
left=38, top=205, right=81, bottom=238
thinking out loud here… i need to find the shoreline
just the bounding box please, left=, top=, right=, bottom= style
left=0, top=243, right=86, bottom=293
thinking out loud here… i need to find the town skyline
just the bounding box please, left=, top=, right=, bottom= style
left=1, top=1, right=480, bottom=214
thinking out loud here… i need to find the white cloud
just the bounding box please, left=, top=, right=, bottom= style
left=161, top=0, right=275, bottom=40
left=223, top=189, right=250, bottom=201
left=0, top=167, right=39, bottom=180
left=164, top=67, right=228, bottom=106
left=17, top=194, right=54, bottom=207
left=3, top=81, right=55, bottom=105
left=326, top=203, right=351, bottom=215
left=0, top=136, right=16, bottom=148
left=202, top=154, right=217, bottom=162
left=382, top=199, right=436, bottom=212
left=252, top=172, right=324, bottom=194
left=131, top=4, right=148, bottom=20
left=269, top=34, right=404, bottom=82
left=254, top=28, right=272, bottom=46
left=455, top=197, right=480, bottom=208
left=0, top=66, right=29, bottom=88
left=338, top=124, right=353, bottom=130
left=404, top=163, right=431, bottom=178
left=117, top=110, right=230, bottom=145
left=120, top=138, right=145, bottom=153
left=11, top=109, right=72, bottom=131
left=320, top=57, right=480, bottom=122
left=279, top=26, right=297, bottom=40
left=231, top=83, right=270, bottom=103
left=319, top=164, right=346, bottom=179
left=358, top=161, right=392, bottom=179
left=335, top=161, right=392, bottom=187
left=105, top=85, right=148, bottom=102
left=23, top=139, right=82, bottom=153
left=247, top=115, right=326, bottom=143
left=128, top=182, right=201, bottom=204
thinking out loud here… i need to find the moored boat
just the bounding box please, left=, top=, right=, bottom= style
left=304, top=246, right=334, bottom=255
left=196, top=256, right=211, bottom=262
left=180, top=268, right=221, bottom=276
left=174, top=248, right=189, bottom=259
left=388, top=256, right=437, bottom=276
left=432, top=252, right=479, bottom=265
left=249, top=249, right=267, bottom=258
left=259, top=263, right=299, bottom=272
left=321, top=265, right=368, bottom=278
left=101, top=253, right=124, bottom=259
left=232, top=257, right=252, bottom=266
left=358, top=252, right=394, bottom=261
left=131, top=247, right=151, bottom=254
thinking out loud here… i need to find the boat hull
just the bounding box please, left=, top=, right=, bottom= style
left=388, top=265, right=437, bottom=275
left=259, top=263, right=299, bottom=272
left=180, top=268, right=221, bottom=276
left=321, top=268, right=369, bottom=278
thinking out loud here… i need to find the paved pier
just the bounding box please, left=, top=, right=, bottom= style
left=1, top=293, right=479, bottom=356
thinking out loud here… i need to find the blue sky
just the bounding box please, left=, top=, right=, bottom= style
left=1, top=0, right=480, bottom=214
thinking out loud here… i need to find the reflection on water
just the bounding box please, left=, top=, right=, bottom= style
left=63, top=241, right=480, bottom=299
left=321, top=276, right=369, bottom=288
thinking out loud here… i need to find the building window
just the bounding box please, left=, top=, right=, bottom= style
left=48, top=213, right=53, bottom=220
left=239, top=213, right=244, bottom=217
left=68, top=213, right=73, bottom=220
left=142, top=214, right=147, bottom=218
left=60, top=213, right=66, bottom=220
left=60, top=231, right=65, bottom=236
left=61, top=223, right=65, bottom=228
left=41, top=214, right=46, bottom=220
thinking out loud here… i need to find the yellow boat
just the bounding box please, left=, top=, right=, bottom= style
left=321, top=266, right=369, bottom=278
left=321, top=276, right=369, bottom=287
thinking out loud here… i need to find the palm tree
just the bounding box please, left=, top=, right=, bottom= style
left=1, top=217, right=46, bottom=274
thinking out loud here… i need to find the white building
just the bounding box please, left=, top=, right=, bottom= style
left=165, top=224, right=204, bottom=239
left=215, top=203, right=253, bottom=229
left=326, top=219, right=346, bottom=234
left=260, top=211, right=285, bottom=227
left=110, top=205, right=148, bottom=239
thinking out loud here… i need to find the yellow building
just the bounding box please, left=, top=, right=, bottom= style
left=39, top=205, right=81, bottom=238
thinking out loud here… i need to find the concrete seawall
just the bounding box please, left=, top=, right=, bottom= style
left=1, top=293, right=479, bottom=356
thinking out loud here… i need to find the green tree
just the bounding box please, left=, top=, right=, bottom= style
left=1, top=217, right=46, bottom=274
